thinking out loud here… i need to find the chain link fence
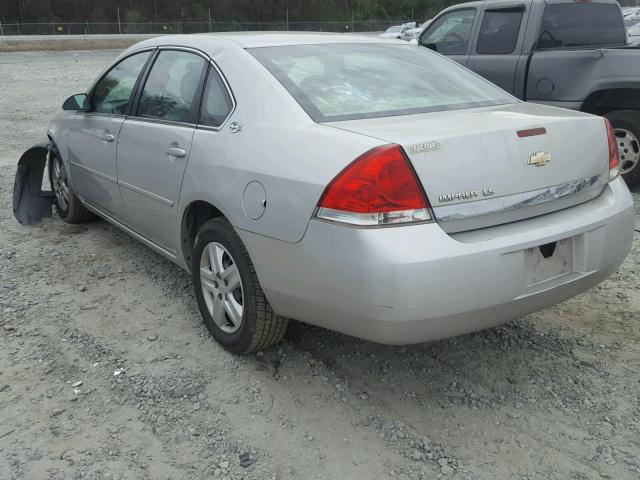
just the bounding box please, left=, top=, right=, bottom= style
left=0, top=20, right=409, bottom=36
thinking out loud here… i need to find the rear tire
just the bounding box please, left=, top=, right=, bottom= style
left=605, top=110, right=640, bottom=188
left=48, top=149, right=96, bottom=223
left=192, top=218, right=288, bottom=354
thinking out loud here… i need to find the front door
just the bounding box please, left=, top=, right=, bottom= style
left=466, top=6, right=527, bottom=94
left=117, top=49, right=207, bottom=251
left=419, top=9, right=478, bottom=66
left=67, top=51, right=151, bottom=217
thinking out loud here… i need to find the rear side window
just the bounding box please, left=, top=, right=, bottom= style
left=250, top=43, right=515, bottom=122
left=199, top=68, right=233, bottom=128
left=137, top=50, right=206, bottom=123
left=92, top=52, right=150, bottom=115
left=476, top=8, right=523, bottom=54
left=538, top=4, right=625, bottom=49
left=420, top=9, right=476, bottom=55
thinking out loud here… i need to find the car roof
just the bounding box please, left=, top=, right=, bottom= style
left=141, top=31, right=405, bottom=49
left=439, top=0, right=620, bottom=9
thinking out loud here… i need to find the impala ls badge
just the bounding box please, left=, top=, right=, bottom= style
left=438, top=188, right=494, bottom=203
left=528, top=151, right=551, bottom=167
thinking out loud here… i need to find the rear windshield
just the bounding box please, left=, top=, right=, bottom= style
left=538, top=4, right=626, bottom=49
left=249, top=43, right=515, bottom=122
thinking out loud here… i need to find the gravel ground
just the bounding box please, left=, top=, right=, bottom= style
left=1, top=50, right=639, bottom=480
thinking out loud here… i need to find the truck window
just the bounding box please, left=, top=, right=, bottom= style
left=537, top=3, right=625, bottom=49
left=420, top=9, right=476, bottom=55
left=476, top=8, right=524, bottom=54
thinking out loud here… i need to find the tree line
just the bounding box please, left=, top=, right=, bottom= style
left=0, top=0, right=459, bottom=23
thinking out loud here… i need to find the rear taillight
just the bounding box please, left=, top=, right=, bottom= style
left=316, top=144, right=431, bottom=226
left=605, top=118, right=620, bottom=181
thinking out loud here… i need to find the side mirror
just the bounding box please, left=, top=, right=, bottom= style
left=63, top=93, right=89, bottom=111
left=425, top=43, right=438, bottom=52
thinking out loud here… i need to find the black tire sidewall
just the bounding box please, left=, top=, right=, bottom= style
left=191, top=220, right=258, bottom=354
left=605, top=110, right=640, bottom=188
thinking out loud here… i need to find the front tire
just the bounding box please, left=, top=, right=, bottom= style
left=48, top=149, right=96, bottom=223
left=605, top=110, right=640, bottom=188
left=192, top=218, right=288, bottom=354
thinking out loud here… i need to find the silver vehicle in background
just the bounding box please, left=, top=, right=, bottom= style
left=15, top=33, right=635, bottom=354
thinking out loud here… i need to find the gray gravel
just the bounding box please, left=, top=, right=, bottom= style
left=1, top=49, right=639, bottom=480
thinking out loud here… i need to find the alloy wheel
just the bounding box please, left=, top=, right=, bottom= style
left=199, top=242, right=244, bottom=334
left=51, top=155, right=70, bottom=212
left=615, top=128, right=640, bottom=175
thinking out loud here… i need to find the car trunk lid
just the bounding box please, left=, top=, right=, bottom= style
left=326, top=102, right=609, bottom=233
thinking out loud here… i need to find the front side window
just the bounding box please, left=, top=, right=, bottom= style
left=420, top=9, right=476, bottom=55
left=250, top=43, right=515, bottom=122
left=476, top=9, right=523, bottom=54
left=538, top=4, right=625, bottom=49
left=137, top=50, right=206, bottom=123
left=199, top=68, right=233, bottom=128
left=92, top=52, right=150, bottom=115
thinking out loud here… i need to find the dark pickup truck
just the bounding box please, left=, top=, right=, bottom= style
left=418, top=0, right=640, bottom=186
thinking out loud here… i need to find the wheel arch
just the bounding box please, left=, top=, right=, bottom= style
left=179, top=199, right=228, bottom=271
left=581, top=88, right=640, bottom=116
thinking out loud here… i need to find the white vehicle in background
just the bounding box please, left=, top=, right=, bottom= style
left=622, top=6, right=640, bottom=17
left=400, top=20, right=432, bottom=41
left=380, top=23, right=414, bottom=39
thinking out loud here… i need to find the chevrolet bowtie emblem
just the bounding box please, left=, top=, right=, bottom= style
left=528, top=151, right=551, bottom=167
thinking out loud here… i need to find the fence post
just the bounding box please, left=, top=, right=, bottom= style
left=208, top=8, right=212, bottom=32
left=0, top=20, right=3, bottom=36
left=17, top=20, right=20, bottom=35
left=51, top=17, right=54, bottom=34
left=286, top=9, right=289, bottom=31
left=117, top=6, right=122, bottom=34
left=86, top=19, right=89, bottom=34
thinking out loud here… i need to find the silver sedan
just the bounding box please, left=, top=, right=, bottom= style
left=23, top=33, right=634, bottom=354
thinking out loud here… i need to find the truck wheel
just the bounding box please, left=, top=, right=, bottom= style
left=605, top=110, right=640, bottom=188
left=192, top=218, right=288, bottom=354
left=48, top=149, right=96, bottom=223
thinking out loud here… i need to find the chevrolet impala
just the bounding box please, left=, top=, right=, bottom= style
left=13, top=33, right=635, bottom=353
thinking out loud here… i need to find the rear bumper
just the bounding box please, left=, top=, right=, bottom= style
left=238, top=178, right=635, bottom=344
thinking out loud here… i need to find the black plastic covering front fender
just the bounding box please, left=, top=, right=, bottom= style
left=13, top=142, right=54, bottom=225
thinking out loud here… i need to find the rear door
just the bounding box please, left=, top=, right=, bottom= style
left=116, top=49, right=207, bottom=251
left=419, top=8, right=479, bottom=66
left=67, top=51, right=151, bottom=218
left=466, top=4, right=529, bottom=94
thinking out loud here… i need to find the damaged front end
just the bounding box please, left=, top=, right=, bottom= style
left=13, top=142, right=54, bottom=225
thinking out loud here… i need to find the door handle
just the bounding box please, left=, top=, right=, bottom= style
left=166, top=147, right=187, bottom=158
left=101, top=133, right=115, bottom=142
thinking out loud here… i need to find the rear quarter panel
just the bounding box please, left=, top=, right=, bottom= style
left=178, top=46, right=383, bottom=244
